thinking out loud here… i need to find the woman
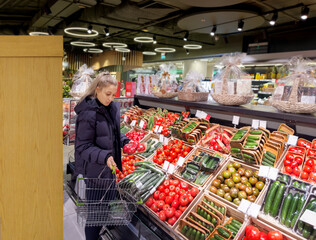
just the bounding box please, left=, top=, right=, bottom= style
left=74, top=72, right=130, bottom=240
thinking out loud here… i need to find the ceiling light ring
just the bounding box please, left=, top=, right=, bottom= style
left=154, top=48, right=176, bottom=53
left=71, top=41, right=96, bottom=47
left=134, top=37, right=154, bottom=43
left=102, top=42, right=128, bottom=48
left=143, top=51, right=157, bottom=55
left=29, top=32, right=49, bottom=36
left=183, top=44, right=202, bottom=49
left=115, top=48, right=131, bottom=53
left=83, top=48, right=103, bottom=53
left=64, top=27, right=99, bottom=37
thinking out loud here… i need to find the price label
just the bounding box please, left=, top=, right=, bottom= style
left=162, top=161, right=170, bottom=171
left=258, top=166, right=270, bottom=178
left=139, top=120, right=145, bottom=129
left=195, top=110, right=203, bottom=118
left=130, top=120, right=136, bottom=127
left=163, top=137, right=169, bottom=145
left=238, top=199, right=252, bottom=214
left=268, top=167, right=279, bottom=180
left=259, top=120, right=267, bottom=129
left=154, top=125, right=159, bottom=133
left=167, top=164, right=175, bottom=174
left=232, top=115, right=240, bottom=126
left=248, top=203, right=261, bottom=218
left=177, top=157, right=186, bottom=167
left=301, top=95, right=316, bottom=104
left=159, top=134, right=164, bottom=143
left=158, top=126, right=163, bottom=133
left=196, top=110, right=210, bottom=120
left=300, top=209, right=316, bottom=227
left=124, top=115, right=129, bottom=122
left=287, top=135, right=298, bottom=146
left=252, top=119, right=259, bottom=129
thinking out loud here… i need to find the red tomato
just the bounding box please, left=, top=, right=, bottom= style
left=306, top=158, right=315, bottom=167
left=171, top=200, right=180, bottom=209
left=146, top=197, right=154, bottom=208
left=167, top=156, right=173, bottom=162
left=173, top=139, right=178, bottom=144
left=312, top=165, right=316, bottom=173
left=291, top=161, right=299, bottom=169
left=245, top=225, right=255, bottom=236
left=169, top=191, right=176, bottom=198
left=292, top=167, right=301, bottom=176
left=188, top=194, right=193, bottom=202
left=301, top=171, right=309, bottom=179
left=174, top=194, right=180, bottom=201
left=175, top=187, right=181, bottom=193
left=285, top=166, right=292, bottom=174
left=185, top=146, right=190, bottom=152
left=259, top=232, right=268, bottom=240
left=267, top=230, right=283, bottom=240
left=167, top=216, right=177, bottom=226
left=165, top=196, right=173, bottom=205
left=169, top=185, right=175, bottom=191
left=179, top=189, right=186, bottom=195
left=246, top=226, right=260, bottom=240
left=173, top=180, right=180, bottom=186
left=157, top=148, right=162, bottom=154
left=164, top=188, right=170, bottom=195
left=158, top=185, right=165, bottom=192
left=165, top=207, right=175, bottom=218
left=178, top=205, right=187, bottom=212
left=163, top=180, right=170, bottom=188
left=296, top=148, right=305, bottom=155
left=180, top=181, right=189, bottom=191
left=297, top=139, right=307, bottom=148
left=283, top=159, right=291, bottom=166
left=163, top=145, right=168, bottom=150
left=150, top=202, right=158, bottom=213
left=286, top=153, right=294, bottom=161
left=154, top=191, right=160, bottom=200
left=288, top=147, right=298, bottom=153
left=294, top=156, right=303, bottom=165
left=310, top=172, right=316, bottom=181
left=303, top=165, right=312, bottom=173
left=157, top=200, right=165, bottom=210
left=313, top=142, right=316, bottom=149
left=179, top=195, right=189, bottom=206
left=159, top=193, right=166, bottom=201
left=174, top=210, right=182, bottom=219
left=158, top=211, right=166, bottom=221
left=164, top=150, right=170, bottom=156
left=189, top=187, right=199, bottom=197
left=163, top=204, right=171, bottom=212
left=171, top=152, right=177, bottom=159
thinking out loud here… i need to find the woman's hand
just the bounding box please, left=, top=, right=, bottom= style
left=107, top=156, right=117, bottom=170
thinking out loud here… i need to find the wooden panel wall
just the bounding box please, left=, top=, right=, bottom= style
left=0, top=36, right=63, bottom=239
left=66, top=51, right=92, bottom=70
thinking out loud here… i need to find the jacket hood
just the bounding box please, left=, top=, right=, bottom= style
left=74, top=97, right=119, bottom=115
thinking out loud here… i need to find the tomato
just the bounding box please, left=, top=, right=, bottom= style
left=213, top=144, right=219, bottom=151
left=173, top=139, right=178, bottom=144
left=164, top=188, right=170, bottom=195
left=183, top=151, right=189, bottom=157
left=297, top=139, right=307, bottom=148
left=159, top=193, right=166, bottom=201
left=169, top=191, right=176, bottom=198
left=288, top=147, right=298, bottom=153
left=157, top=200, right=165, bottom=210
left=312, top=165, right=316, bottom=173
left=171, top=200, right=180, bottom=209
left=259, top=232, right=268, bottom=240
left=306, top=158, right=315, bottom=167
left=283, top=159, right=291, bottom=166
left=174, top=210, right=182, bottom=219
left=189, top=187, right=199, bottom=197
left=165, top=196, right=173, bottom=205
left=303, top=165, right=312, bottom=173
left=163, top=180, right=170, bottom=188
left=179, top=195, right=189, bottom=206
left=164, top=150, right=170, bottom=156
left=175, top=187, right=180, bottom=193
left=163, top=145, right=168, bottom=150
left=188, top=194, right=193, bottom=202
left=292, top=167, right=301, bottom=176
left=163, top=204, right=171, bottom=212
left=169, top=185, right=175, bottom=191
left=246, top=225, right=260, bottom=240
left=146, top=197, right=154, bottom=208
left=286, top=153, right=294, bottom=161
left=179, top=189, right=186, bottom=195
left=301, top=171, right=309, bottom=179
left=156, top=148, right=162, bottom=154
left=165, top=207, right=175, bottom=218
left=158, top=185, right=165, bottom=192
left=174, top=194, right=180, bottom=201
left=158, top=211, right=167, bottom=221
left=171, top=152, right=177, bottom=159
left=294, top=156, right=303, bottom=165
left=267, top=230, right=283, bottom=240
left=150, top=202, right=158, bottom=213
left=313, top=142, right=316, bottom=149
left=178, top=205, right=187, bottom=212
left=154, top=191, right=160, bottom=200
left=284, top=166, right=292, bottom=174
left=291, top=161, right=299, bottom=168
left=180, top=181, right=189, bottom=191
left=167, top=216, right=177, bottom=226
left=296, top=148, right=305, bottom=155
left=173, top=180, right=180, bottom=187
left=307, top=149, right=316, bottom=157
left=310, top=172, right=316, bottom=181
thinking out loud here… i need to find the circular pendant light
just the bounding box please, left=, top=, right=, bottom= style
left=102, top=42, right=128, bottom=48
left=134, top=37, right=153, bottom=43
left=143, top=51, right=157, bottom=55
left=83, top=48, right=103, bottom=53
left=64, top=27, right=99, bottom=37
left=183, top=44, right=202, bottom=49
left=115, top=48, right=130, bottom=53
left=29, top=32, right=49, bottom=36
left=154, top=48, right=176, bottom=53
left=71, top=41, right=96, bottom=47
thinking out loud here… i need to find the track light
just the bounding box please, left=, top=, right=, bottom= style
left=237, top=20, right=244, bottom=31
left=269, top=12, right=278, bottom=26
left=186, top=49, right=189, bottom=55
left=153, top=35, right=157, bottom=44
left=104, top=27, right=110, bottom=36
left=183, top=31, right=189, bottom=41
left=210, top=25, right=217, bottom=36
left=301, top=6, right=309, bottom=20
left=87, top=25, right=93, bottom=34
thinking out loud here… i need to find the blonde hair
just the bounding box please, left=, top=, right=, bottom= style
left=79, top=71, right=118, bottom=103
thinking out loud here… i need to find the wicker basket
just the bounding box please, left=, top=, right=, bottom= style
left=271, top=77, right=316, bottom=113
left=152, top=91, right=178, bottom=99
left=178, top=91, right=209, bottom=102
left=211, top=67, right=253, bottom=106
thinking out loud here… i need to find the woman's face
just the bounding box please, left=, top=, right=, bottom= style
left=96, top=84, right=117, bottom=106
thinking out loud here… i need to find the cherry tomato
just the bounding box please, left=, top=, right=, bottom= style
left=303, top=165, right=312, bottom=173
left=286, top=153, right=294, bottom=161
left=292, top=167, right=301, bottom=176
left=301, top=171, right=309, bottom=179
left=294, top=156, right=303, bottom=165
left=285, top=166, right=292, bottom=174
left=306, top=158, right=315, bottom=167
left=291, top=161, right=299, bottom=168
left=283, top=159, right=291, bottom=166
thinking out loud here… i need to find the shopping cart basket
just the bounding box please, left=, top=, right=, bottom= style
left=76, top=167, right=138, bottom=227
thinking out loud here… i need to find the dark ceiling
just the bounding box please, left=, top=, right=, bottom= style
left=1, top=0, right=316, bottom=55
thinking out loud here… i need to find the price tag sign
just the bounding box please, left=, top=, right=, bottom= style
left=139, top=120, right=145, bottom=129
left=159, top=134, right=164, bottom=143
left=287, top=135, right=298, bottom=146
left=238, top=199, right=252, bottom=214
left=154, top=125, right=159, bottom=133
left=130, top=120, right=136, bottom=127
left=167, top=164, right=175, bottom=174
left=177, top=157, right=186, bottom=167
left=300, top=209, right=316, bottom=227
left=259, top=120, right=267, bottom=129
left=252, top=119, right=259, bottom=129
left=163, top=137, right=169, bottom=145
left=268, top=167, right=279, bottom=180
left=195, top=110, right=203, bottom=118
left=162, top=161, right=170, bottom=171
left=248, top=203, right=261, bottom=218
left=158, top=126, right=163, bottom=133
left=258, top=166, right=270, bottom=178
left=124, top=115, right=129, bottom=123
left=232, top=115, right=240, bottom=126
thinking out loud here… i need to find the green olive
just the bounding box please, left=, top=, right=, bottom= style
left=255, top=181, right=265, bottom=191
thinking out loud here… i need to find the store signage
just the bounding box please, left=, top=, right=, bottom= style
left=196, top=110, right=211, bottom=120
left=258, top=166, right=279, bottom=180
left=238, top=199, right=260, bottom=218
left=300, top=209, right=316, bottom=227
left=154, top=125, right=159, bottom=133
left=161, top=53, right=165, bottom=59
left=177, top=157, right=186, bottom=167
left=159, top=134, right=164, bottom=143
left=163, top=137, right=169, bottom=145
left=130, top=120, right=136, bottom=127
left=158, top=126, right=163, bottom=134
left=167, top=164, right=175, bottom=174
left=251, top=119, right=259, bottom=129
left=259, top=120, right=267, bottom=129
left=287, top=135, right=298, bottom=146
left=232, top=115, right=240, bottom=126
left=238, top=199, right=252, bottom=214
left=162, top=161, right=170, bottom=171
left=124, top=115, right=129, bottom=122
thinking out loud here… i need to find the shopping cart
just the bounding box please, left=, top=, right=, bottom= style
left=76, top=167, right=138, bottom=227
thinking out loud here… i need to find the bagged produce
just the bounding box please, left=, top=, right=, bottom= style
left=211, top=53, right=253, bottom=105
left=70, top=64, right=94, bottom=97
left=271, top=56, right=316, bottom=113
left=153, top=63, right=178, bottom=98
left=178, top=71, right=209, bottom=102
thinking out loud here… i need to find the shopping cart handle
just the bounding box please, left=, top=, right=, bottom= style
left=112, top=166, right=116, bottom=174
left=137, top=199, right=143, bottom=205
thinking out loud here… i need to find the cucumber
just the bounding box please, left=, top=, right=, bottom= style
left=247, top=135, right=260, bottom=140
left=231, top=219, right=242, bottom=228
left=293, top=181, right=300, bottom=188
left=195, top=231, right=201, bottom=240
left=298, top=199, right=316, bottom=233
left=291, top=194, right=306, bottom=228
left=214, top=234, right=225, bottom=240
left=280, top=193, right=293, bottom=224
left=187, top=163, right=200, bottom=171
left=186, top=227, right=193, bottom=238
left=191, top=229, right=197, bottom=240
left=299, top=182, right=306, bottom=191
left=264, top=181, right=280, bottom=214
left=231, top=148, right=241, bottom=152
left=246, top=139, right=258, bottom=143
left=181, top=225, right=189, bottom=235
left=250, top=130, right=262, bottom=135
left=285, top=193, right=299, bottom=227
left=217, top=227, right=230, bottom=238
left=245, top=141, right=259, bottom=146
left=201, top=233, right=205, bottom=240
left=271, top=183, right=286, bottom=217
left=264, top=153, right=276, bottom=161
left=266, top=151, right=276, bottom=158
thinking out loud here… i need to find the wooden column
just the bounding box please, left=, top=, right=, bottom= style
left=0, top=36, right=63, bottom=239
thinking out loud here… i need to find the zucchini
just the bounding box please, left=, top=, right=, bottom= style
left=217, top=228, right=230, bottom=238
left=280, top=193, right=292, bottom=224
left=270, top=183, right=286, bottom=217
left=285, top=193, right=299, bottom=227
left=290, top=194, right=306, bottom=228
left=264, top=181, right=280, bottom=214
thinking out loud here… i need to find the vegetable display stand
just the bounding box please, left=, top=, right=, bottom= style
left=237, top=217, right=299, bottom=240
left=138, top=133, right=163, bottom=160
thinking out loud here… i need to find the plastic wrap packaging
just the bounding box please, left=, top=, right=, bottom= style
left=271, top=56, right=316, bottom=113
left=70, top=64, right=94, bottom=98
left=178, top=71, right=209, bottom=102
left=153, top=64, right=178, bottom=98
left=211, top=53, right=254, bottom=105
